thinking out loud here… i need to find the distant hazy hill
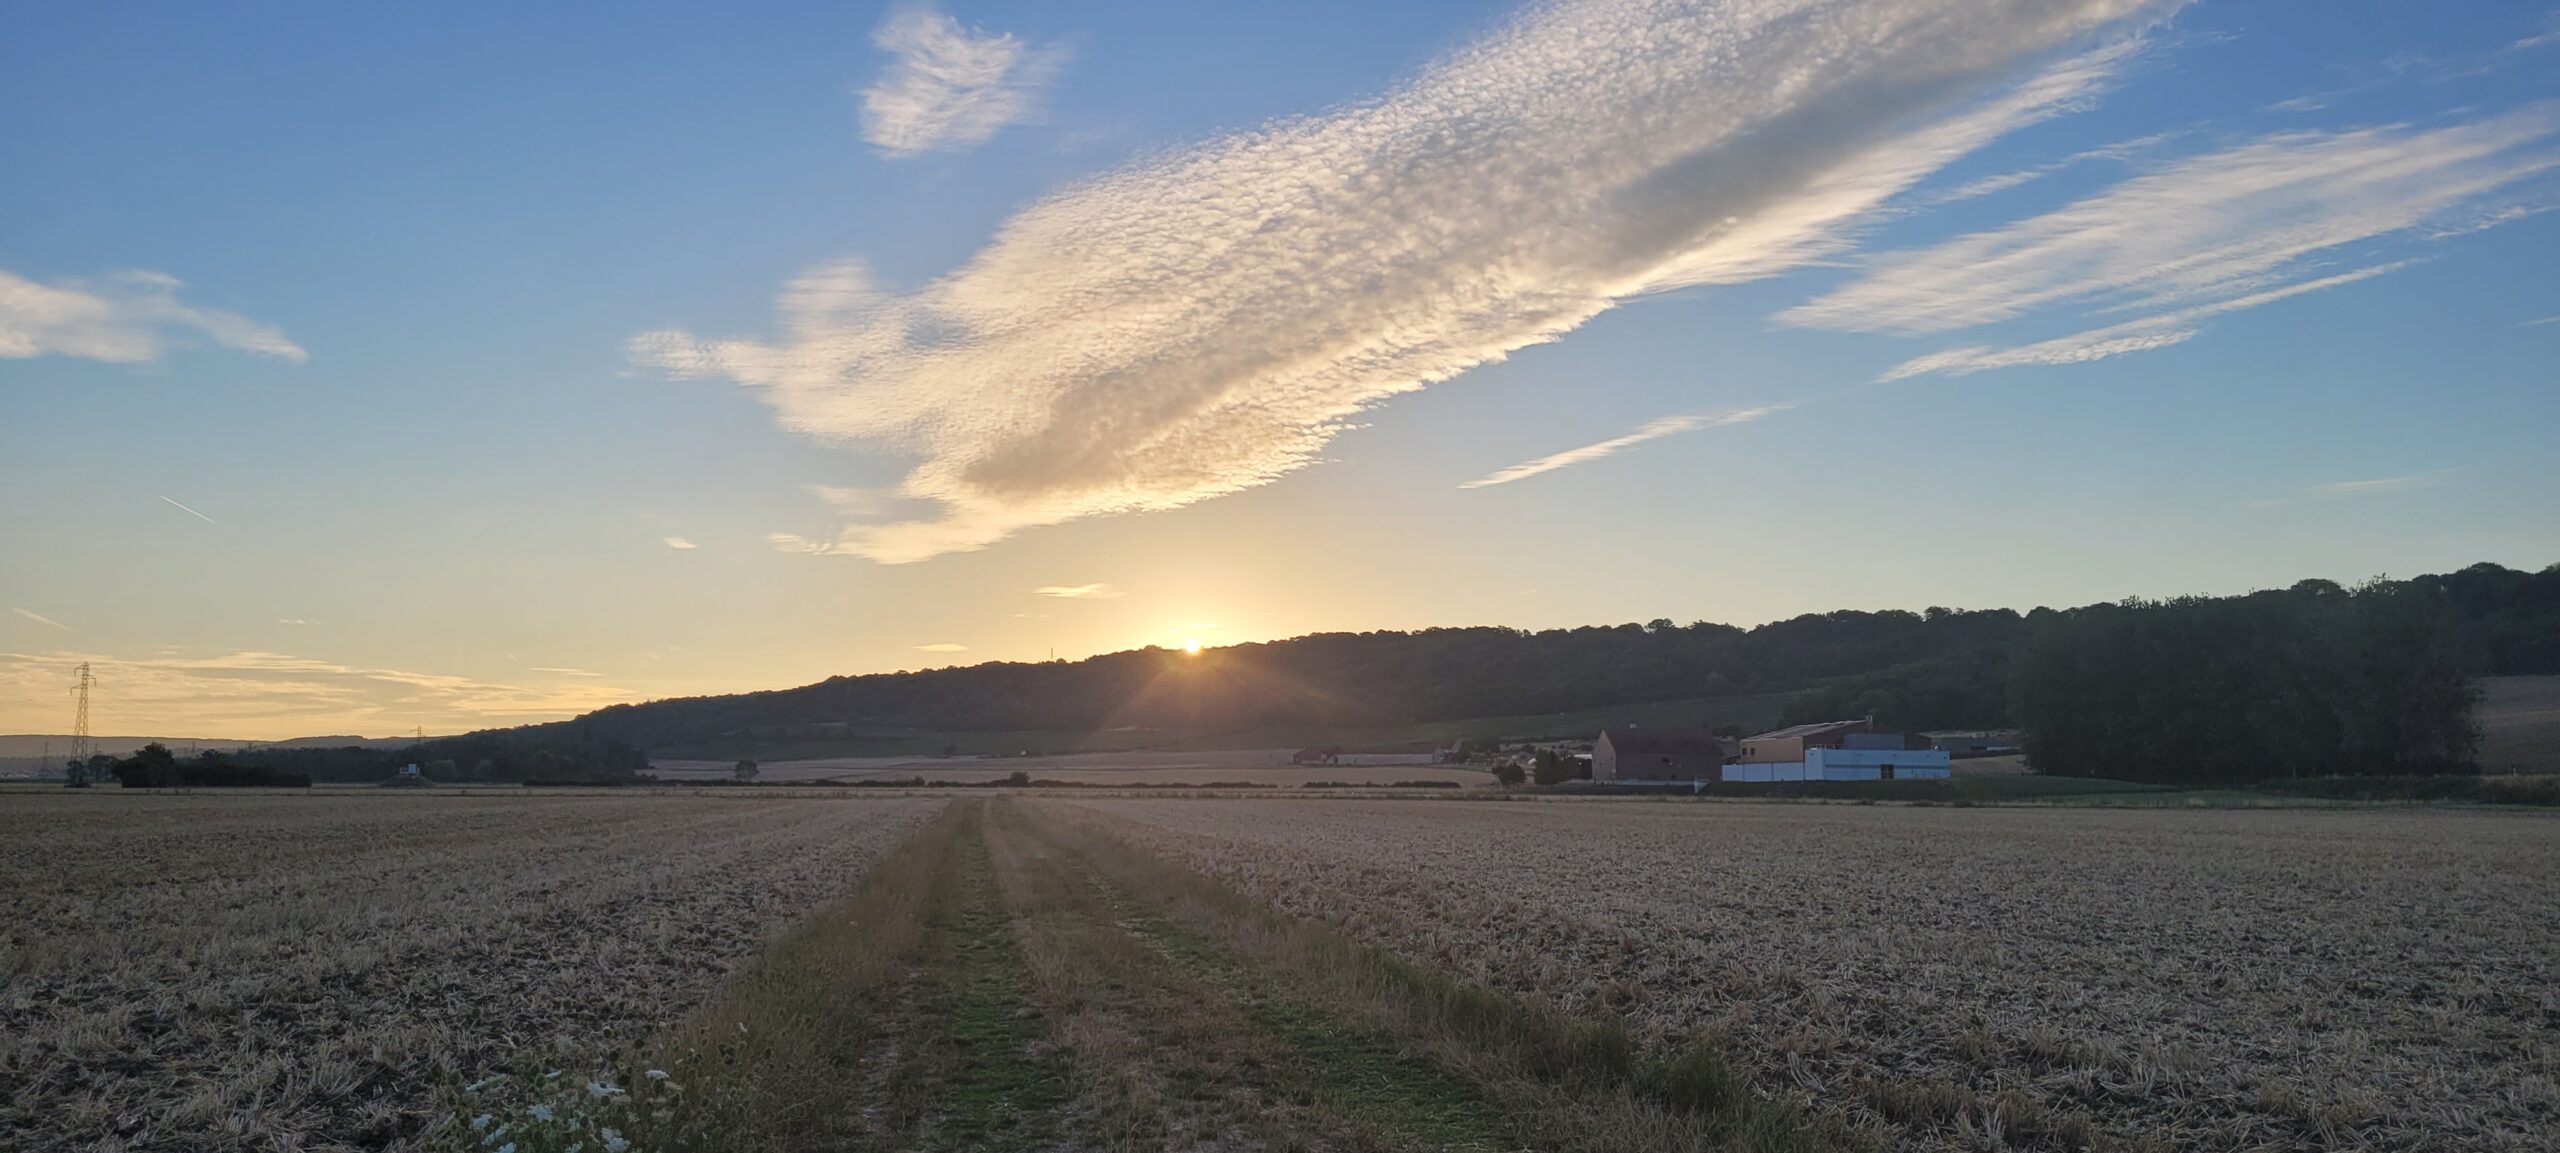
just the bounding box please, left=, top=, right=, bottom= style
left=0, top=734, right=419, bottom=760
left=521, top=563, right=2559, bottom=759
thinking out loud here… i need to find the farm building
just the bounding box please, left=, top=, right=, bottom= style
left=1727, top=720, right=1951, bottom=781
left=1593, top=729, right=1734, bottom=782
left=1924, top=730, right=2023, bottom=756
left=1737, top=719, right=1877, bottom=763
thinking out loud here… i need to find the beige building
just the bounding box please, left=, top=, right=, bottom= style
left=1736, top=719, right=1874, bottom=764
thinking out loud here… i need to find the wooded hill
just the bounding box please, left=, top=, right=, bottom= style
left=525, top=562, right=2558, bottom=758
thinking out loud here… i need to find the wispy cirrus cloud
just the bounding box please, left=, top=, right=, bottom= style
left=767, top=532, right=843, bottom=556
left=662, top=536, right=699, bottom=550
left=0, top=269, right=304, bottom=364
left=0, top=649, right=634, bottom=739
left=1461, top=406, right=1785, bottom=489
left=641, top=0, right=2178, bottom=561
left=914, top=642, right=968, bottom=653
left=11, top=607, right=72, bottom=632
left=1788, top=107, right=2560, bottom=379
left=1920, top=129, right=2179, bottom=204
left=860, top=6, right=1063, bottom=157
left=1035, top=583, right=1123, bottom=599
left=2511, top=13, right=2560, bottom=53
left=1875, top=262, right=2410, bottom=381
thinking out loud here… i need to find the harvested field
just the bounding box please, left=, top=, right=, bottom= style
left=652, top=753, right=1488, bottom=788
left=536, top=798, right=1834, bottom=1153
left=1074, top=798, right=2560, bottom=1152
left=0, top=791, right=944, bottom=1152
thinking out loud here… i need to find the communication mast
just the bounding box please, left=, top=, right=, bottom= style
left=70, top=662, right=95, bottom=764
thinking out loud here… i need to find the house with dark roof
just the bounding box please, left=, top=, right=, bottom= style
left=1592, top=728, right=1733, bottom=782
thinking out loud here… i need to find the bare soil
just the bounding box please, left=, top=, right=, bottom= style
left=0, top=791, right=943, bottom=1151
left=1076, top=797, right=2560, bottom=1152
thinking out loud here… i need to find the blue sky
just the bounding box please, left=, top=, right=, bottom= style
left=2, top=0, right=2555, bottom=737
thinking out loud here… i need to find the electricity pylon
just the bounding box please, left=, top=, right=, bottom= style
left=70, top=662, right=94, bottom=764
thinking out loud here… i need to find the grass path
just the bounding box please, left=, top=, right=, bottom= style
left=586, top=799, right=1842, bottom=1152
left=989, top=798, right=1528, bottom=1150
left=865, top=812, right=1071, bottom=1150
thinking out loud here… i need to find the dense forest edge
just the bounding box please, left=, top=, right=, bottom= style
left=42, top=561, right=2558, bottom=787
left=520, top=561, right=2552, bottom=782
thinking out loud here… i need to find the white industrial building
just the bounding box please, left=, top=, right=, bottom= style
left=1725, top=721, right=1952, bottom=781
left=1721, top=745, right=1951, bottom=781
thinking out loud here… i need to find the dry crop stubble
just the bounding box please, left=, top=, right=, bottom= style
left=1069, top=798, right=2560, bottom=1152
left=0, top=791, right=945, bottom=1151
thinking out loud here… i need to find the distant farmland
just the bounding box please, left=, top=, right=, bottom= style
left=650, top=749, right=1492, bottom=787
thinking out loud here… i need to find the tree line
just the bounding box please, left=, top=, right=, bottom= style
left=2015, top=579, right=2480, bottom=783
left=524, top=563, right=2553, bottom=767
left=74, top=733, right=651, bottom=786
left=531, top=603, right=2040, bottom=749
left=73, top=744, right=314, bottom=788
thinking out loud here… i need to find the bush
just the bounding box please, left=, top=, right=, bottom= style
left=1492, top=760, right=1525, bottom=786
left=113, top=745, right=312, bottom=788
left=1530, top=748, right=1579, bottom=786
left=111, top=743, right=182, bottom=788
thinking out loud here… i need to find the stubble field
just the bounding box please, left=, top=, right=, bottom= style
left=10, top=788, right=2554, bottom=1153
left=0, top=791, right=945, bottom=1152
left=1075, top=798, right=2560, bottom=1152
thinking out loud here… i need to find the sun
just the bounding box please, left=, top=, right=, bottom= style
left=1182, top=637, right=1204, bottom=655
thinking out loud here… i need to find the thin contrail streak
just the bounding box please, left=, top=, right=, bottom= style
left=159, top=495, right=220, bottom=526
left=11, top=606, right=72, bottom=631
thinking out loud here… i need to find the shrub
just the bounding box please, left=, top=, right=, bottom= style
left=1530, top=748, right=1580, bottom=786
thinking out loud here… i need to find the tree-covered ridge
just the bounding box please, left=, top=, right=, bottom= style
left=532, top=562, right=2557, bottom=756
left=2016, top=579, right=2481, bottom=782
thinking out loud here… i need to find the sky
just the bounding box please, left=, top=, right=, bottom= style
left=2, top=0, right=2556, bottom=740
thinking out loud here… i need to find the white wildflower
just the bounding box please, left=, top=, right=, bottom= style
left=466, top=1077, right=497, bottom=1093
left=497, top=1145, right=516, bottom=1153
left=527, top=1104, right=555, bottom=1122
left=602, top=1129, right=630, bottom=1153
left=470, top=1114, right=492, bottom=1130
left=644, top=1069, right=668, bottom=1081
left=544, top=1069, right=563, bottom=1080
left=587, top=1080, right=622, bottom=1098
